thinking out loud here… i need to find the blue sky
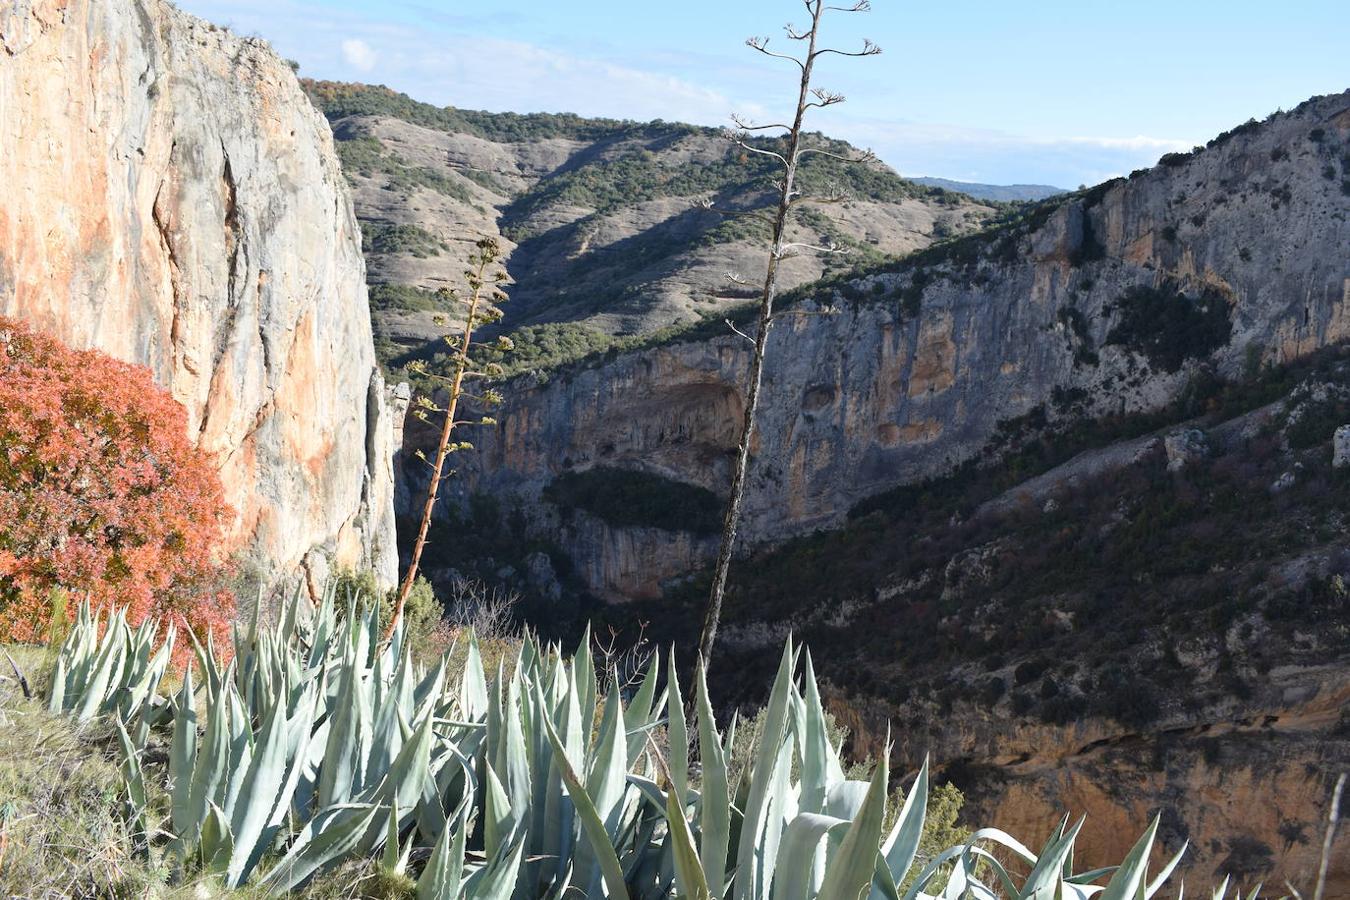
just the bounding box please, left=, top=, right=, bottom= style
left=180, top=0, right=1348, bottom=188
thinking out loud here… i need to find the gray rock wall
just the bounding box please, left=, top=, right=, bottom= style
left=440, top=91, right=1350, bottom=599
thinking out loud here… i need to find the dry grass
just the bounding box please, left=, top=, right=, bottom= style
left=0, top=646, right=166, bottom=898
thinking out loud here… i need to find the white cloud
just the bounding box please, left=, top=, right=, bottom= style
left=174, top=0, right=1193, bottom=187
left=340, top=38, right=378, bottom=73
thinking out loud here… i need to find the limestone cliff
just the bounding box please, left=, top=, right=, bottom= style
left=443, top=90, right=1350, bottom=601
left=0, top=0, right=397, bottom=588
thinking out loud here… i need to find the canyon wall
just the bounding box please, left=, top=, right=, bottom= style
left=0, top=0, right=397, bottom=588
left=446, top=90, right=1350, bottom=601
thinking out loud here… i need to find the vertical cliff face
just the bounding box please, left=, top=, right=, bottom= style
left=0, top=0, right=397, bottom=587
left=443, top=90, right=1350, bottom=600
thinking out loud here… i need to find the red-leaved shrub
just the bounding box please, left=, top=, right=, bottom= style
left=0, top=316, right=235, bottom=647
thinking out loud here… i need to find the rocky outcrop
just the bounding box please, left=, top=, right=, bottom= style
left=442, top=91, right=1350, bottom=600
left=1164, top=429, right=1209, bottom=471
left=1334, top=424, right=1350, bottom=468
left=0, top=0, right=397, bottom=588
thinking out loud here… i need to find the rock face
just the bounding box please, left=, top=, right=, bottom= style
left=1335, top=424, right=1350, bottom=468
left=0, top=0, right=397, bottom=588
left=445, top=91, right=1350, bottom=600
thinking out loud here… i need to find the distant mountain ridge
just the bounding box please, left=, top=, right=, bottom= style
left=911, top=176, right=1067, bottom=202
left=302, top=81, right=1000, bottom=373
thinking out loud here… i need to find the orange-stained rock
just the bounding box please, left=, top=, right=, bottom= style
left=0, top=0, right=397, bottom=591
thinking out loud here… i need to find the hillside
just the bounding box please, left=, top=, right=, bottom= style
left=406, top=90, right=1350, bottom=890
left=301, top=81, right=999, bottom=369
left=911, top=176, right=1067, bottom=202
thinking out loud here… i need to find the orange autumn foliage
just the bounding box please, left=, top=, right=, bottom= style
left=0, top=316, right=235, bottom=646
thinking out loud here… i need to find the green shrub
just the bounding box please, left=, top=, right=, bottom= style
left=1106, top=283, right=1233, bottom=372
left=333, top=569, right=450, bottom=663
left=336, top=135, right=475, bottom=202
left=474, top=321, right=615, bottom=376
left=306, top=79, right=660, bottom=143
left=361, top=222, right=447, bottom=258
left=368, top=283, right=449, bottom=313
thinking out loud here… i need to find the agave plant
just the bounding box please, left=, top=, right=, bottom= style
left=43, top=589, right=1199, bottom=899
left=47, top=601, right=174, bottom=731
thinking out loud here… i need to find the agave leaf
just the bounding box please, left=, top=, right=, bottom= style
left=758, top=737, right=796, bottom=896
left=221, top=682, right=255, bottom=818
left=825, top=780, right=872, bottom=822
left=696, top=660, right=732, bottom=900
left=200, top=803, right=235, bottom=875
left=266, top=688, right=320, bottom=832
left=666, top=648, right=690, bottom=806
left=1018, top=816, right=1085, bottom=900
left=574, top=625, right=597, bottom=730
left=380, top=799, right=403, bottom=873
left=735, top=638, right=796, bottom=900
left=1144, top=841, right=1188, bottom=898
left=366, top=708, right=437, bottom=815
left=541, top=696, right=631, bottom=900
left=260, top=802, right=381, bottom=893
left=587, top=690, right=629, bottom=840
left=1097, top=817, right=1158, bottom=900
left=417, top=817, right=467, bottom=900
left=122, top=628, right=171, bottom=720
left=461, top=631, right=489, bottom=719
left=799, top=651, right=843, bottom=817
left=902, top=844, right=976, bottom=900
left=668, top=780, right=712, bottom=900
left=484, top=761, right=514, bottom=859
left=773, top=813, right=849, bottom=900
left=500, top=667, right=531, bottom=832
left=958, top=846, right=1020, bottom=898
left=818, top=750, right=888, bottom=900
left=114, top=717, right=147, bottom=839
left=464, top=838, right=527, bottom=900
left=186, top=683, right=232, bottom=846
left=46, top=653, right=67, bottom=714
left=169, top=667, right=198, bottom=837
left=624, top=652, right=661, bottom=763
left=873, top=758, right=928, bottom=896
left=226, top=690, right=299, bottom=886
left=74, top=613, right=125, bottom=721
left=318, top=653, right=365, bottom=808
left=1066, top=866, right=1117, bottom=885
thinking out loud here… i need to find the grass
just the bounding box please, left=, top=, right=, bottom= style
left=0, top=646, right=164, bottom=898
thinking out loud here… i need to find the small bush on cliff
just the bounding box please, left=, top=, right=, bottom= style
left=1106, top=283, right=1233, bottom=373
left=0, top=317, right=233, bottom=644
left=545, top=466, right=723, bottom=535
